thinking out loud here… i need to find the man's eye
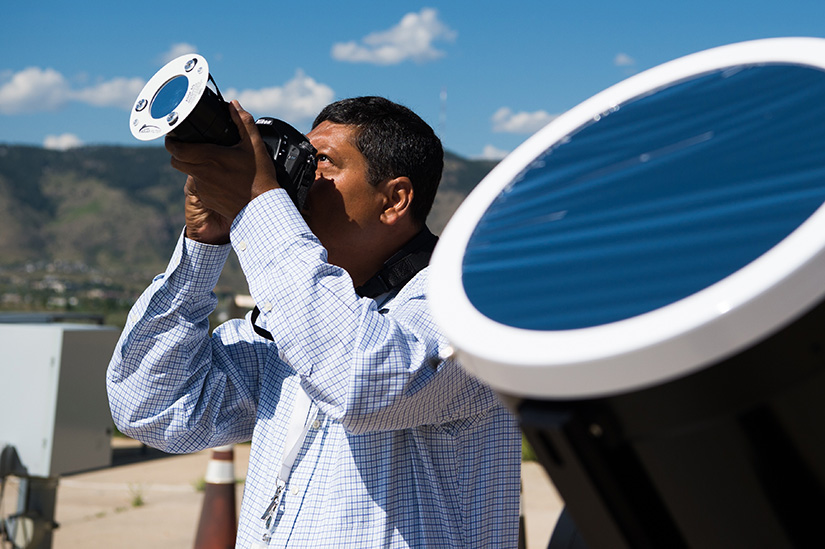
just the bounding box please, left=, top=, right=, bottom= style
left=316, top=154, right=330, bottom=163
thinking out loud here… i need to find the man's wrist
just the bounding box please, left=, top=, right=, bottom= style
left=185, top=225, right=231, bottom=245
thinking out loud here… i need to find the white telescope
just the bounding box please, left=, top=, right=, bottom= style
left=429, top=38, right=825, bottom=547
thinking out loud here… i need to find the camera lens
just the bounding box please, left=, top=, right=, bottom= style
left=150, top=75, right=189, bottom=119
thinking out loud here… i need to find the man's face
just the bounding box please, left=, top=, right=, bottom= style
left=303, top=121, right=386, bottom=271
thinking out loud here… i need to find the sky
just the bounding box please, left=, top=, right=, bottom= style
left=2, top=1, right=825, bottom=160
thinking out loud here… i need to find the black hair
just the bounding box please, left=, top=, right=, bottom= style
left=312, top=96, right=444, bottom=223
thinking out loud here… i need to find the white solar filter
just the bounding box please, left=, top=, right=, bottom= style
left=429, top=37, right=825, bottom=399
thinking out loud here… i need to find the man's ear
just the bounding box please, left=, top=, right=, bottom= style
left=380, top=176, right=414, bottom=225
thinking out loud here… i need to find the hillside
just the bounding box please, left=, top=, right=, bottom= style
left=0, top=144, right=497, bottom=323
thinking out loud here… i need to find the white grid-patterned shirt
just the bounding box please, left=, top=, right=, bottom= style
left=107, top=189, right=521, bottom=548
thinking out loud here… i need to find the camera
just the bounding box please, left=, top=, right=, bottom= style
left=129, top=53, right=317, bottom=210
left=255, top=118, right=317, bottom=211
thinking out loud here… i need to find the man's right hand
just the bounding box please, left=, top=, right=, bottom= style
left=167, top=101, right=280, bottom=229
left=184, top=176, right=232, bottom=245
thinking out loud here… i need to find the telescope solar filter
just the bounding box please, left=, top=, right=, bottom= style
left=130, top=54, right=239, bottom=146
left=429, top=37, right=825, bottom=399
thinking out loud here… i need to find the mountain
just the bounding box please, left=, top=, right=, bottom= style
left=0, top=145, right=184, bottom=269
left=0, top=144, right=498, bottom=321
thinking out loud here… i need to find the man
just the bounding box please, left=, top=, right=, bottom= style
left=107, top=96, right=521, bottom=547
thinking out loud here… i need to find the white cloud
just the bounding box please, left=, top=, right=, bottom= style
left=492, top=107, right=557, bottom=134
left=477, top=145, right=510, bottom=161
left=0, top=67, right=71, bottom=114
left=0, top=66, right=147, bottom=114
left=332, top=8, right=456, bottom=65
left=226, top=70, right=335, bottom=122
left=614, top=52, right=636, bottom=67
left=160, top=43, right=199, bottom=64
left=72, top=77, right=146, bottom=109
left=44, top=133, right=84, bottom=150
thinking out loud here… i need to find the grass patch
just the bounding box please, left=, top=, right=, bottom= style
left=522, top=435, right=537, bottom=462
left=128, top=484, right=145, bottom=507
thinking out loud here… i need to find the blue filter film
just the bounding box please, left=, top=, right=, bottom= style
left=462, top=64, right=825, bottom=331
left=150, top=75, right=189, bottom=119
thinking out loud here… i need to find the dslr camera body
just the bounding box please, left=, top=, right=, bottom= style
left=254, top=117, right=317, bottom=211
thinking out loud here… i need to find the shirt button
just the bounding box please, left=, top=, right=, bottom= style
left=291, top=486, right=299, bottom=495
left=312, top=420, right=321, bottom=429
left=238, top=240, right=247, bottom=251
left=262, top=302, right=273, bottom=312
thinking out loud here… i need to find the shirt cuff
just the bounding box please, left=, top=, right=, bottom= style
left=160, top=229, right=232, bottom=295
left=231, top=188, right=313, bottom=242
left=229, top=189, right=323, bottom=273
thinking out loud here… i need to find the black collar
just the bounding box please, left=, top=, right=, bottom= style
left=355, top=226, right=438, bottom=299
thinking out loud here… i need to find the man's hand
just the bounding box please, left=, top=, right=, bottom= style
left=166, top=101, right=280, bottom=236
left=183, top=176, right=232, bottom=244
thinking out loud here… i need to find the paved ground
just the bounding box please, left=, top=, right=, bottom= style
left=2, top=438, right=563, bottom=548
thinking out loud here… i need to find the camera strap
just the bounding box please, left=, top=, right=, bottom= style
left=355, top=225, right=438, bottom=299
left=250, top=226, right=438, bottom=340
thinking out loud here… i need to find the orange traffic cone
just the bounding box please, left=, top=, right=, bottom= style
left=194, top=444, right=237, bottom=549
